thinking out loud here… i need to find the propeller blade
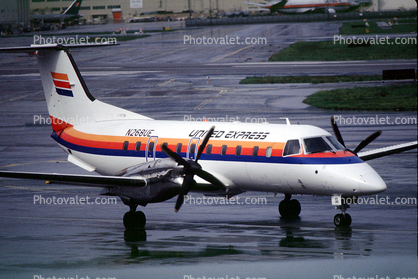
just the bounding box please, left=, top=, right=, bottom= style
left=174, top=174, right=195, bottom=212
left=161, top=143, right=189, bottom=167
left=196, top=126, right=215, bottom=162
left=195, top=169, right=226, bottom=191
left=353, top=130, right=382, bottom=154
left=331, top=116, right=346, bottom=148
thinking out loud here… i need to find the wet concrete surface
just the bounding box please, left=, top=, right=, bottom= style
left=0, top=22, right=417, bottom=278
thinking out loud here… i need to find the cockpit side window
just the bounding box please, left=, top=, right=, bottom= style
left=283, top=139, right=301, bottom=157
left=304, top=137, right=332, bottom=154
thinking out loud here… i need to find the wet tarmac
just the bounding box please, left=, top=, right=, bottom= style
left=0, top=22, right=417, bottom=278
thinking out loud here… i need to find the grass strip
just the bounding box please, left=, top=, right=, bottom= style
left=269, top=40, right=417, bottom=61
left=339, top=20, right=417, bottom=35
left=302, top=83, right=417, bottom=111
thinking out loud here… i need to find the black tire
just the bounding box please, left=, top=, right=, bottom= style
left=279, top=200, right=290, bottom=218
left=334, top=213, right=344, bottom=227
left=279, top=199, right=301, bottom=219
left=334, top=213, right=351, bottom=227
left=344, top=213, right=352, bottom=227
left=123, top=211, right=146, bottom=229
left=135, top=211, right=146, bottom=228
left=288, top=199, right=301, bottom=218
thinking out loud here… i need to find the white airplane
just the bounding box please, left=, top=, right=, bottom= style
left=245, top=0, right=364, bottom=14
left=31, top=0, right=83, bottom=22
left=0, top=44, right=416, bottom=229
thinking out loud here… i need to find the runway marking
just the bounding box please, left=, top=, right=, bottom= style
left=157, top=79, right=176, bottom=87
left=213, top=60, right=418, bottom=67
left=0, top=93, right=34, bottom=104
left=133, top=46, right=190, bottom=63
left=0, top=160, right=68, bottom=168
left=210, top=45, right=254, bottom=63
left=194, top=89, right=227, bottom=111
left=0, top=71, right=161, bottom=78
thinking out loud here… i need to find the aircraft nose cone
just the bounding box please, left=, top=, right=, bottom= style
left=358, top=172, right=387, bottom=195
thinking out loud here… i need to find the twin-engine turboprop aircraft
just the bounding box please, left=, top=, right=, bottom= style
left=0, top=44, right=416, bottom=229
left=245, top=0, right=364, bottom=14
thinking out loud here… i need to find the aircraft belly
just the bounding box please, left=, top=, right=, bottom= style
left=62, top=148, right=147, bottom=176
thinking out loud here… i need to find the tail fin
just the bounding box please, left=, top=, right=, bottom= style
left=61, top=0, right=83, bottom=15
left=0, top=44, right=152, bottom=132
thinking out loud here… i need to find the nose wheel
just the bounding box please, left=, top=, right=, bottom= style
left=334, top=203, right=351, bottom=227
left=334, top=213, right=351, bottom=227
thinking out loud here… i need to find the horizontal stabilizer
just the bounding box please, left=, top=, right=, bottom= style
left=0, top=171, right=146, bottom=188
left=358, top=141, right=417, bottom=161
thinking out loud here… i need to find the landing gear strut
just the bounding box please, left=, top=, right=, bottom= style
left=122, top=202, right=146, bottom=229
left=278, top=194, right=301, bottom=219
left=334, top=203, right=351, bottom=227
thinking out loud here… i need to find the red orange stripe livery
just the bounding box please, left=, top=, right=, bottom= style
left=51, top=71, right=73, bottom=97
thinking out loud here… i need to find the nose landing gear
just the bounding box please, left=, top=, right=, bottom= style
left=334, top=203, right=351, bottom=227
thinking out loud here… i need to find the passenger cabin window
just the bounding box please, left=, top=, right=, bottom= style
left=283, top=140, right=300, bottom=157
left=122, top=141, right=129, bottom=151
left=162, top=142, right=168, bottom=150
left=221, top=145, right=227, bottom=156
left=252, top=146, right=259, bottom=157
left=189, top=143, right=196, bottom=154
left=176, top=143, right=182, bottom=153
left=148, top=142, right=155, bottom=152
left=135, top=141, right=141, bottom=152
left=206, top=144, right=212, bottom=155
left=303, top=137, right=333, bottom=154
left=235, top=145, right=242, bottom=156
left=265, top=147, right=272, bottom=158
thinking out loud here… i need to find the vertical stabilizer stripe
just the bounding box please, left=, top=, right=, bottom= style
left=53, top=80, right=71, bottom=89
left=51, top=72, right=69, bottom=81
left=56, top=88, right=74, bottom=97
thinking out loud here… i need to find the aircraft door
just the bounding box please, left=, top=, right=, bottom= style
left=146, top=136, right=158, bottom=162
left=187, top=138, right=200, bottom=160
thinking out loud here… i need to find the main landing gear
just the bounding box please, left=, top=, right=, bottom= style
left=278, top=194, right=352, bottom=227
left=334, top=203, right=351, bottom=228
left=123, top=203, right=146, bottom=229
left=278, top=194, right=301, bottom=219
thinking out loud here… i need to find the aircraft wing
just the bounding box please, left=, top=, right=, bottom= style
left=357, top=141, right=418, bottom=161
left=0, top=171, right=146, bottom=188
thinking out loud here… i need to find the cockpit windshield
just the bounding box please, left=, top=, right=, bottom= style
left=326, top=136, right=345, bottom=151
left=303, top=137, right=334, bottom=154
